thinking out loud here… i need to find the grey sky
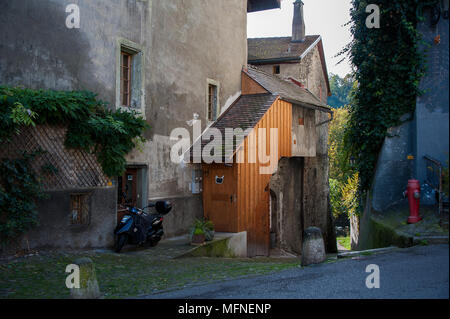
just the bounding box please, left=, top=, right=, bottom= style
left=247, top=0, right=353, bottom=77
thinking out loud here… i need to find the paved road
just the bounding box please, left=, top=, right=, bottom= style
left=148, top=244, right=449, bottom=299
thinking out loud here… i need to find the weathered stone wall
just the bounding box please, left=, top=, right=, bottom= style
left=1, top=187, right=117, bottom=255
left=368, top=9, right=448, bottom=212
left=413, top=12, right=449, bottom=184
left=253, top=44, right=329, bottom=103
left=291, top=106, right=316, bottom=157
left=371, top=117, right=413, bottom=211
left=300, top=46, right=335, bottom=253
left=0, top=0, right=249, bottom=240
left=269, top=157, right=304, bottom=255
left=297, top=44, right=329, bottom=103
left=256, top=63, right=300, bottom=83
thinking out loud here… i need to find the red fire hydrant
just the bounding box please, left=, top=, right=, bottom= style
left=403, top=179, right=422, bottom=224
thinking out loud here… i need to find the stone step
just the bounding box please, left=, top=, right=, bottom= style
left=413, top=235, right=449, bottom=245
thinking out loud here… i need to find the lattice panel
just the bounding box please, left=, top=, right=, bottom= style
left=0, top=125, right=109, bottom=190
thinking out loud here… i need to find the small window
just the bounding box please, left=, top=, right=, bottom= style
left=273, top=65, right=280, bottom=74
left=208, top=83, right=218, bottom=121
left=118, top=41, right=143, bottom=110
left=70, top=194, right=90, bottom=225
left=121, top=50, right=133, bottom=107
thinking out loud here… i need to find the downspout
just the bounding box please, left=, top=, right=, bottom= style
left=316, top=109, right=334, bottom=126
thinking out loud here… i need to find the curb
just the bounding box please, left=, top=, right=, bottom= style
left=337, top=246, right=399, bottom=258
left=413, top=236, right=449, bottom=245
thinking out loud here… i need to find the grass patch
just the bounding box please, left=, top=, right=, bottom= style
left=360, top=251, right=373, bottom=256
left=419, top=239, right=429, bottom=246
left=337, top=236, right=351, bottom=250
left=0, top=251, right=300, bottom=299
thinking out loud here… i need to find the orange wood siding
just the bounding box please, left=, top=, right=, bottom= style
left=241, top=72, right=268, bottom=95
left=235, top=98, right=292, bottom=256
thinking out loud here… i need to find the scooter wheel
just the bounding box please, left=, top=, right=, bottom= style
left=115, top=234, right=128, bottom=253
left=149, top=238, right=160, bottom=247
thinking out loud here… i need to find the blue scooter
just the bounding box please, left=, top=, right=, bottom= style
left=114, top=194, right=172, bottom=253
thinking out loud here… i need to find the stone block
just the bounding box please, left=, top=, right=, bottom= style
left=301, top=227, right=326, bottom=266
left=70, top=257, right=101, bottom=299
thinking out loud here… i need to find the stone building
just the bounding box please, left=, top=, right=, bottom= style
left=0, top=0, right=281, bottom=250
left=192, top=65, right=334, bottom=256
left=247, top=0, right=336, bottom=253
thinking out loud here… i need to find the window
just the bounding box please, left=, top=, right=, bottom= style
left=121, top=51, right=132, bottom=106
left=70, top=194, right=90, bottom=225
left=273, top=65, right=280, bottom=74
left=116, top=39, right=144, bottom=112
left=207, top=83, right=219, bottom=121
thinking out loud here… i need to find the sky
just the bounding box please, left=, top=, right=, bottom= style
left=247, top=0, right=353, bottom=77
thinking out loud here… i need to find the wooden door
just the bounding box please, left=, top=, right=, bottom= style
left=117, top=168, right=138, bottom=223
left=203, top=164, right=237, bottom=232
left=253, top=188, right=270, bottom=256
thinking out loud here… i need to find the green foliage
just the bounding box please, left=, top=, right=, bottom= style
left=0, top=152, right=48, bottom=244
left=0, top=86, right=149, bottom=177
left=0, top=86, right=149, bottom=244
left=337, top=236, right=351, bottom=250
left=328, top=107, right=359, bottom=218
left=330, top=179, right=345, bottom=218
left=328, top=73, right=355, bottom=109
left=194, top=228, right=205, bottom=236
left=341, top=173, right=360, bottom=218
left=328, top=107, right=353, bottom=181
left=337, top=0, right=435, bottom=193
left=190, top=218, right=215, bottom=241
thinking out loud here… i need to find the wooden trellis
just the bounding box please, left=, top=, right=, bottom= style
left=0, top=125, right=109, bottom=190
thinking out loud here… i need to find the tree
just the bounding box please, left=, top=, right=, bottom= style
left=328, top=107, right=359, bottom=219
left=328, top=73, right=354, bottom=109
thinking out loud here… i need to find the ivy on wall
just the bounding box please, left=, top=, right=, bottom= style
left=0, top=86, right=149, bottom=244
left=0, top=152, right=47, bottom=245
left=338, top=0, right=437, bottom=198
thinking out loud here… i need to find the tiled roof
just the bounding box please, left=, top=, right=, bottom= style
left=186, top=67, right=331, bottom=162
left=248, top=35, right=320, bottom=62
left=244, top=65, right=330, bottom=111
left=189, top=93, right=278, bottom=161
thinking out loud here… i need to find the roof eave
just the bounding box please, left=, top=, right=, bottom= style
left=247, top=0, right=281, bottom=13
left=248, top=56, right=301, bottom=65
left=280, top=97, right=332, bottom=114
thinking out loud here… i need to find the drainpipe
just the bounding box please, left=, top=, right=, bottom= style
left=316, top=109, right=334, bottom=126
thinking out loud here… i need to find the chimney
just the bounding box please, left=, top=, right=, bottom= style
left=292, top=0, right=306, bottom=43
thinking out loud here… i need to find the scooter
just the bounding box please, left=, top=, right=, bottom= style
left=114, top=194, right=172, bottom=253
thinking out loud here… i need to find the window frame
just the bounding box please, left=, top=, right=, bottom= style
left=70, top=193, right=91, bottom=225
left=115, top=38, right=145, bottom=117
left=206, top=79, right=220, bottom=122
left=273, top=65, right=280, bottom=74
left=121, top=50, right=132, bottom=107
